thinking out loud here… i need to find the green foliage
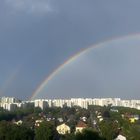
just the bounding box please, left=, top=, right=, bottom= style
left=124, top=124, right=140, bottom=140
left=60, top=133, right=75, bottom=140
left=34, top=107, right=42, bottom=114
left=113, top=106, right=140, bottom=115
left=99, top=120, right=117, bottom=140
left=35, top=121, right=59, bottom=140
left=11, top=125, right=34, bottom=140
left=0, top=121, right=34, bottom=140
left=60, top=128, right=105, bottom=140
left=0, top=106, right=139, bottom=140
left=102, top=110, right=110, bottom=118
left=0, top=111, right=16, bottom=121
left=75, top=128, right=104, bottom=140
left=0, top=106, right=36, bottom=121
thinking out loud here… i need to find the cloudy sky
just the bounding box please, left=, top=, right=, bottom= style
left=1, top=0, right=140, bottom=100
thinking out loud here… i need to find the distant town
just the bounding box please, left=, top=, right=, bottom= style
left=0, top=96, right=140, bottom=139
left=1, top=96, right=140, bottom=111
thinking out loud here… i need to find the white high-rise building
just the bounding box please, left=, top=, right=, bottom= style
left=1, top=103, right=17, bottom=111
left=34, top=100, right=48, bottom=110
left=52, top=99, right=65, bottom=108
left=0, top=97, right=20, bottom=104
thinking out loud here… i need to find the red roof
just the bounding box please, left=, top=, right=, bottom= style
left=76, top=121, right=87, bottom=128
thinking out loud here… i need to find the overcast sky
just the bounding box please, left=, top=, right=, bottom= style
left=1, top=0, right=140, bottom=100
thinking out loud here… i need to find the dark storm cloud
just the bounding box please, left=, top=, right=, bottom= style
left=0, top=0, right=140, bottom=99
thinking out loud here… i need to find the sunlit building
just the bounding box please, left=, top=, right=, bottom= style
left=56, top=123, right=70, bottom=134
left=34, top=99, right=48, bottom=110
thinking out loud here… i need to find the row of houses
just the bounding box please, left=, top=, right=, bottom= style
left=14, top=119, right=88, bottom=135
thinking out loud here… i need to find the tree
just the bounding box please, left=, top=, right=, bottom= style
left=0, top=121, right=12, bottom=140
left=99, top=120, right=115, bottom=140
left=102, top=110, right=110, bottom=119
left=125, top=124, right=140, bottom=140
left=60, top=133, right=75, bottom=140
left=11, top=125, right=34, bottom=140
left=35, top=121, right=59, bottom=140
left=0, top=121, right=34, bottom=140
left=75, top=128, right=104, bottom=140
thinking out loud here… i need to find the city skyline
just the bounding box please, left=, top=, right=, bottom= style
left=1, top=1, right=140, bottom=99
left=1, top=96, right=140, bottom=111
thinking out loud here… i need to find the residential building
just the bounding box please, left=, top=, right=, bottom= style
left=56, top=123, right=70, bottom=134
left=75, top=121, right=87, bottom=133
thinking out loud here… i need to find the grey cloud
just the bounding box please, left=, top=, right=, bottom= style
left=5, top=0, right=53, bottom=15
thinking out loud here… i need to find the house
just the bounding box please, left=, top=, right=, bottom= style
left=80, top=116, right=87, bottom=122
left=97, top=115, right=103, bottom=122
left=35, top=119, right=43, bottom=127
left=129, top=118, right=135, bottom=123
left=110, top=109, right=118, bottom=112
left=56, top=123, right=70, bottom=135
left=129, top=115, right=139, bottom=123
left=75, top=121, right=87, bottom=133
left=57, top=118, right=63, bottom=123
left=14, top=120, right=23, bottom=125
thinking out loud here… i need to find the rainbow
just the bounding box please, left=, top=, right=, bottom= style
left=30, top=33, right=140, bottom=100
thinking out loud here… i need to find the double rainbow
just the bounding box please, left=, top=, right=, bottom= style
left=30, top=33, right=140, bottom=100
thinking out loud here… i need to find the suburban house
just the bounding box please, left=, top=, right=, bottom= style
left=75, top=121, right=87, bottom=133
left=56, top=123, right=70, bottom=135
